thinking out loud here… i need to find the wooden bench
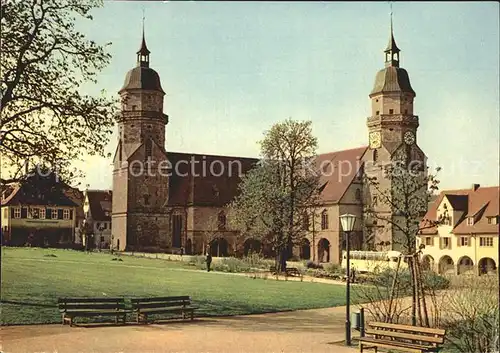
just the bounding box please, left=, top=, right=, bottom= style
left=285, top=267, right=302, bottom=279
left=58, top=297, right=128, bottom=326
left=131, top=296, right=196, bottom=324
left=359, top=322, right=446, bottom=353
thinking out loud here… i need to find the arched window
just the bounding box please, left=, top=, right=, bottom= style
left=145, top=139, right=152, bottom=160
left=355, top=188, right=361, bottom=201
left=321, top=210, right=329, bottom=230
left=302, top=213, right=309, bottom=230
left=217, top=211, right=226, bottom=230
left=373, top=149, right=378, bottom=163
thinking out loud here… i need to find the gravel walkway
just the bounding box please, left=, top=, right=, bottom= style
left=1, top=306, right=360, bottom=353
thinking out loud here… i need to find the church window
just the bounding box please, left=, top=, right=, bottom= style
left=144, top=195, right=150, bottom=206
left=132, top=105, right=137, bottom=111
left=302, top=213, right=309, bottom=230
left=373, top=149, right=378, bottom=163
left=376, top=99, right=379, bottom=102
left=376, top=111, right=380, bottom=115
left=389, top=109, right=394, bottom=114
left=355, top=189, right=361, bottom=201
left=145, top=139, right=152, bottom=160
left=321, top=210, right=329, bottom=230
left=218, top=211, right=226, bottom=230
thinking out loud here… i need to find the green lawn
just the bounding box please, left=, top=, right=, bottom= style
left=1, top=247, right=353, bottom=325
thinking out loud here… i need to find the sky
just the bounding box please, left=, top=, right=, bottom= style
left=77, top=1, right=499, bottom=191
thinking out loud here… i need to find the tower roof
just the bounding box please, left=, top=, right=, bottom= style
left=370, top=66, right=415, bottom=96
left=137, top=32, right=151, bottom=56
left=370, top=14, right=414, bottom=97
left=119, top=66, right=164, bottom=94
left=119, top=20, right=164, bottom=94
left=384, top=15, right=400, bottom=54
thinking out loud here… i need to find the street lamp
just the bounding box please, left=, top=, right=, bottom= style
left=340, top=213, right=357, bottom=346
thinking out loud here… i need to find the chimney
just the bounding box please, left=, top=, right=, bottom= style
left=472, top=184, right=480, bottom=191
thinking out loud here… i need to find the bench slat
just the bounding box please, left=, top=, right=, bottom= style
left=58, top=297, right=124, bottom=303
left=365, top=328, right=444, bottom=344
left=360, top=338, right=431, bottom=353
left=130, top=296, right=190, bottom=303
left=59, top=303, right=127, bottom=310
left=133, top=301, right=190, bottom=309
left=368, top=322, right=446, bottom=336
left=64, top=310, right=128, bottom=316
left=139, top=307, right=195, bottom=314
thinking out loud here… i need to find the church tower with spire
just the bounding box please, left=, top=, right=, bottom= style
left=363, top=16, right=427, bottom=251
left=111, top=27, right=171, bottom=251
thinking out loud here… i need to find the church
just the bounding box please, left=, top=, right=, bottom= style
left=111, top=23, right=426, bottom=264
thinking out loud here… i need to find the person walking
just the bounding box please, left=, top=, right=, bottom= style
left=206, top=251, right=212, bottom=272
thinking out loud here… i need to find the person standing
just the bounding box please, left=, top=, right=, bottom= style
left=206, top=251, right=212, bottom=272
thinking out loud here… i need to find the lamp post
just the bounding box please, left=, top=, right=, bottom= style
left=340, top=213, right=357, bottom=346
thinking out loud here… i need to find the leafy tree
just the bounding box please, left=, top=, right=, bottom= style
left=362, top=147, right=442, bottom=326
left=0, top=0, right=116, bottom=184
left=229, top=119, right=320, bottom=272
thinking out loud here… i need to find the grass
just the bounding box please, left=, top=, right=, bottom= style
left=1, top=247, right=354, bottom=325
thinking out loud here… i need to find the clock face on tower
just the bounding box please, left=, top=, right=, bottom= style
left=404, top=131, right=415, bottom=145
left=369, top=131, right=381, bottom=149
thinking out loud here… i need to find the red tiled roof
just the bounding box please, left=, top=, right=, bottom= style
left=166, top=152, right=258, bottom=206
left=166, top=147, right=368, bottom=206
left=316, top=146, right=368, bottom=204
left=421, top=186, right=499, bottom=235
left=86, top=190, right=112, bottom=221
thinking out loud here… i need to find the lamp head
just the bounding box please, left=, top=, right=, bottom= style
left=340, top=214, right=357, bottom=232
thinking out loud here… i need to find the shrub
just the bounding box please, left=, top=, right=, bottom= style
left=305, top=260, right=323, bottom=269
left=323, top=263, right=342, bottom=274
left=216, top=258, right=252, bottom=273
left=422, top=271, right=450, bottom=290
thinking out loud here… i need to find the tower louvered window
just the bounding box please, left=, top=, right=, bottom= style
left=145, top=139, right=152, bottom=160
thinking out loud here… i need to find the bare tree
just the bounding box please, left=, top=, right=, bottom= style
left=442, top=276, right=499, bottom=353
left=1, top=0, right=117, bottom=184
left=362, top=148, right=442, bottom=326
left=229, top=119, right=320, bottom=272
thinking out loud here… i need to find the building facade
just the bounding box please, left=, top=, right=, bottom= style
left=418, top=185, right=499, bottom=275
left=112, top=24, right=427, bottom=264
left=1, top=172, right=83, bottom=247
left=83, top=190, right=113, bottom=249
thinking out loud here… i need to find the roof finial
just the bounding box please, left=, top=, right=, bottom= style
left=137, top=7, right=150, bottom=67
left=142, top=7, right=145, bottom=41
left=384, top=2, right=400, bottom=67
left=390, top=2, right=393, bottom=35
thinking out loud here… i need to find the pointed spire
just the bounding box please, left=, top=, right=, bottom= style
left=137, top=10, right=150, bottom=67
left=384, top=6, right=400, bottom=67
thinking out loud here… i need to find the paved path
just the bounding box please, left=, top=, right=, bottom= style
left=1, top=306, right=360, bottom=353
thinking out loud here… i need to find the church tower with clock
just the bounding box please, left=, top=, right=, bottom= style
left=363, top=19, right=427, bottom=251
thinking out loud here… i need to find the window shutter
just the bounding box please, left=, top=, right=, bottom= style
left=58, top=209, right=63, bottom=219
left=46, top=208, right=52, bottom=219
left=10, top=208, right=15, bottom=218
left=70, top=210, right=73, bottom=220
left=21, top=207, right=27, bottom=218
left=457, top=237, right=461, bottom=247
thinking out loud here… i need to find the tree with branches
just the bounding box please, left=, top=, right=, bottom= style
left=1, top=0, right=117, bottom=184
left=229, top=119, right=320, bottom=272
left=362, top=147, right=442, bottom=327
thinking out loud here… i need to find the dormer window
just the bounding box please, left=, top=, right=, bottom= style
left=487, top=216, right=498, bottom=225
left=467, top=217, right=474, bottom=226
